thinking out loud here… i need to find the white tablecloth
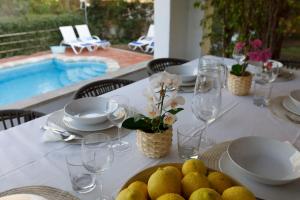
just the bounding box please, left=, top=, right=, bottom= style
left=0, top=59, right=299, bottom=199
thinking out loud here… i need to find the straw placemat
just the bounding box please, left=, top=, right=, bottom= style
left=268, top=96, right=300, bottom=127
left=0, top=186, right=79, bottom=200
left=198, top=141, right=230, bottom=170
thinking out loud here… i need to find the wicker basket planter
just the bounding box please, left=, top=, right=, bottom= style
left=227, top=72, right=252, bottom=96
left=136, top=128, right=172, bottom=158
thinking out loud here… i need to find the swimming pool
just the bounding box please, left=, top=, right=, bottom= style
left=0, top=58, right=113, bottom=106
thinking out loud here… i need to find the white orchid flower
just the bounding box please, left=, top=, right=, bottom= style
left=164, top=96, right=185, bottom=109
left=163, top=113, right=176, bottom=125
left=147, top=103, right=159, bottom=118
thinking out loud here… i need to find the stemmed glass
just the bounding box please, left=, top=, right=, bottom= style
left=232, top=45, right=246, bottom=64
left=107, top=95, right=131, bottom=152
left=191, top=66, right=222, bottom=149
left=81, top=134, right=114, bottom=200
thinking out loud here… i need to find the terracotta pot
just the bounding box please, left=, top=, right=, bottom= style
left=227, top=72, right=252, bottom=96
left=136, top=128, right=172, bottom=158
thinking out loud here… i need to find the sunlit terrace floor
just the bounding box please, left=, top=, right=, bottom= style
left=0, top=47, right=153, bottom=67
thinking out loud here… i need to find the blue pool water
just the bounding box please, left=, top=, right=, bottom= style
left=0, top=59, right=108, bottom=106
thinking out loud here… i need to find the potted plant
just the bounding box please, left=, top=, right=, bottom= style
left=228, top=39, right=271, bottom=96
left=122, top=72, right=185, bottom=158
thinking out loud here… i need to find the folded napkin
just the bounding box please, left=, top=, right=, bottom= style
left=41, top=123, right=67, bottom=143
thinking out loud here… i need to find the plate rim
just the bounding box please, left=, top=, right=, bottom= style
left=282, top=97, right=300, bottom=116
left=63, top=116, right=114, bottom=132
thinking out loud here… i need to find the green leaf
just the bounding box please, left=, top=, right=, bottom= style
left=166, top=108, right=184, bottom=115
left=122, top=117, right=154, bottom=133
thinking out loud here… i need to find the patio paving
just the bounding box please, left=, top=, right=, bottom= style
left=0, top=47, right=153, bottom=68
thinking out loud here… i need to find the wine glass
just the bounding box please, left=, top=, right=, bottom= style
left=81, top=134, right=114, bottom=200
left=232, top=45, right=246, bottom=64
left=191, top=66, right=222, bottom=149
left=107, top=95, right=131, bottom=152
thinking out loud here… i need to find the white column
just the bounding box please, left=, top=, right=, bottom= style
left=154, top=0, right=171, bottom=58
left=154, top=0, right=204, bottom=60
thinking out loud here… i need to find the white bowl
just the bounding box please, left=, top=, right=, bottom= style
left=165, top=64, right=197, bottom=82
left=227, top=136, right=300, bottom=185
left=290, top=89, right=300, bottom=108
left=64, top=97, right=118, bottom=125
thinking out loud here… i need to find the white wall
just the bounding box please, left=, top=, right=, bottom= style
left=154, top=0, right=204, bottom=60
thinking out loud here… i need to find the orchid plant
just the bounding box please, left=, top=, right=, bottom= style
left=231, top=39, right=272, bottom=76
left=122, top=72, right=185, bottom=133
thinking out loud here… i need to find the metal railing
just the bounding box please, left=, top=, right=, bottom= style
left=0, top=28, right=61, bottom=57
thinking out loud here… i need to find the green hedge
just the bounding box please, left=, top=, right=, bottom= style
left=0, top=1, right=154, bottom=58
left=0, top=13, right=84, bottom=58
left=88, top=0, right=153, bottom=43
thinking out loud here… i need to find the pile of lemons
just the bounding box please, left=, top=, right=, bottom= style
left=116, top=159, right=256, bottom=200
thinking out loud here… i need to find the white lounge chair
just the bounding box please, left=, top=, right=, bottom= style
left=59, top=26, right=95, bottom=54
left=75, top=24, right=111, bottom=49
left=128, top=24, right=154, bottom=52
left=145, top=41, right=154, bottom=53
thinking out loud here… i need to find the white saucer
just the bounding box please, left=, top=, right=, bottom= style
left=63, top=116, right=114, bottom=132
left=282, top=97, right=300, bottom=116
left=219, top=152, right=300, bottom=200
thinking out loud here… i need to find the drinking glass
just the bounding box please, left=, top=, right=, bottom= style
left=253, top=62, right=280, bottom=107
left=81, top=134, right=114, bottom=200
left=177, top=123, right=205, bottom=160
left=107, top=95, right=131, bottom=152
left=191, top=66, right=222, bottom=149
left=66, top=151, right=96, bottom=193
left=232, top=45, right=246, bottom=64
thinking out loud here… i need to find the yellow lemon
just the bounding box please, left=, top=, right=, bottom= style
left=181, top=172, right=210, bottom=198
left=116, top=188, right=146, bottom=200
left=157, top=193, right=185, bottom=200
left=128, top=181, right=148, bottom=198
left=164, top=166, right=182, bottom=180
left=182, top=159, right=207, bottom=176
left=189, top=188, right=222, bottom=200
left=222, top=186, right=255, bottom=200
left=207, top=171, right=233, bottom=194
left=148, top=167, right=181, bottom=199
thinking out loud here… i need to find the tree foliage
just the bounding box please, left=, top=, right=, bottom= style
left=195, top=0, right=300, bottom=58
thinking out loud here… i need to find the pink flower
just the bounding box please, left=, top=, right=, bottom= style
left=247, top=51, right=260, bottom=62
left=250, top=39, right=262, bottom=49
left=235, top=42, right=245, bottom=51
left=264, top=61, right=273, bottom=70
left=261, top=48, right=272, bottom=62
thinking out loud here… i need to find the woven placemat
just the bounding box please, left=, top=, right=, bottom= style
left=198, top=141, right=230, bottom=170
left=0, top=186, right=79, bottom=200
left=268, top=96, right=300, bottom=127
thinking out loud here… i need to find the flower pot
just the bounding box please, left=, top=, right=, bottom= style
left=136, top=128, right=172, bottom=158
left=227, top=72, right=252, bottom=96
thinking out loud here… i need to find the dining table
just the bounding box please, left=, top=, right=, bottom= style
left=0, top=57, right=299, bottom=200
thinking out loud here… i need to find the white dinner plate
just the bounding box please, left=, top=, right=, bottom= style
left=219, top=152, right=300, bottom=200
left=0, top=194, right=47, bottom=200
left=282, top=97, right=300, bottom=116
left=63, top=116, right=114, bottom=132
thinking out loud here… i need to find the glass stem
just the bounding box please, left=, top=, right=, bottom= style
left=96, top=174, right=103, bottom=199
left=203, top=122, right=208, bottom=142
left=117, top=126, right=122, bottom=144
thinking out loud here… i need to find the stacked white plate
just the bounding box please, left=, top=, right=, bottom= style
left=165, top=64, right=197, bottom=86
left=282, top=89, right=300, bottom=116
left=63, top=97, right=118, bottom=132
